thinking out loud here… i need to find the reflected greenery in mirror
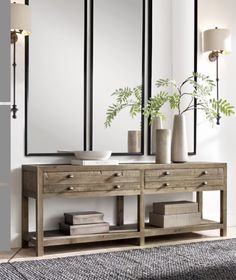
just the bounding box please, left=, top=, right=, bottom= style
left=104, top=86, right=142, bottom=128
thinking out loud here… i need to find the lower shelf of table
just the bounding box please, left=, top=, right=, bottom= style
left=145, top=219, right=224, bottom=237
left=27, top=220, right=224, bottom=247
left=28, top=225, right=139, bottom=247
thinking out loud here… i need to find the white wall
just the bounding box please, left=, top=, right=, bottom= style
left=194, top=0, right=236, bottom=225
left=10, top=0, right=236, bottom=248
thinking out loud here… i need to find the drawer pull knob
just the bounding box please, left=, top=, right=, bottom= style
left=164, top=171, right=170, bottom=176
left=114, top=185, right=121, bottom=189
left=114, top=172, right=122, bottom=177
left=202, top=181, right=208, bottom=185
left=67, top=174, right=74, bottom=179
left=67, top=186, right=74, bottom=191
left=203, top=171, right=208, bottom=175
left=164, top=183, right=170, bottom=187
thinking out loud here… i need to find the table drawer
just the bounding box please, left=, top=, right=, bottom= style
left=145, top=168, right=224, bottom=182
left=43, top=182, right=140, bottom=193
left=145, top=178, right=224, bottom=192
left=44, top=170, right=140, bottom=185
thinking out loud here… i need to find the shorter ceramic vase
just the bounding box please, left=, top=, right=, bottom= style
left=152, top=116, right=163, bottom=154
left=155, top=129, right=171, bottom=164
left=171, top=114, right=188, bottom=163
left=128, top=130, right=141, bottom=153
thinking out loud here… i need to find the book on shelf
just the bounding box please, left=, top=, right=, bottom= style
left=71, top=159, right=119, bottom=165
left=153, top=201, right=199, bottom=215
left=149, top=212, right=201, bottom=228
left=64, top=211, right=104, bottom=225
left=59, top=222, right=110, bottom=235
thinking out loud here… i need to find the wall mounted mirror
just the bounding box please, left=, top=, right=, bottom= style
left=25, top=0, right=197, bottom=157
left=148, top=0, right=197, bottom=155
left=25, top=0, right=85, bottom=155
left=92, top=0, right=144, bottom=155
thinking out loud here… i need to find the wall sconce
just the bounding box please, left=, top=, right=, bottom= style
left=11, top=2, right=31, bottom=119
left=203, top=27, right=231, bottom=125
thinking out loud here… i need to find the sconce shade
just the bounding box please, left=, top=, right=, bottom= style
left=11, top=3, right=31, bottom=36
left=203, top=28, right=231, bottom=53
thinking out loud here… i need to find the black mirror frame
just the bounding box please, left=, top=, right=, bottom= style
left=90, top=0, right=145, bottom=156
left=24, top=0, right=87, bottom=156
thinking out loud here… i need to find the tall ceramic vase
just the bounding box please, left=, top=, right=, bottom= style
left=171, top=115, right=188, bottom=163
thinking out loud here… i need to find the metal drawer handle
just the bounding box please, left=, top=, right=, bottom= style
left=67, top=174, right=74, bottom=179
left=114, top=172, right=122, bottom=177
left=202, top=171, right=208, bottom=175
left=164, top=183, right=170, bottom=187
left=202, top=181, right=208, bottom=185
left=114, top=185, right=121, bottom=189
left=67, top=186, right=74, bottom=191
left=164, top=171, right=170, bottom=176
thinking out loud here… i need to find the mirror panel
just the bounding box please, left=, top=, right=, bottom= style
left=149, top=0, right=197, bottom=155
left=26, top=0, right=84, bottom=155
left=92, top=0, right=144, bottom=154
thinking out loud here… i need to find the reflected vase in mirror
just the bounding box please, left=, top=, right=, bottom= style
left=155, top=129, right=171, bottom=164
left=171, top=115, right=188, bottom=163
left=128, top=130, right=141, bottom=153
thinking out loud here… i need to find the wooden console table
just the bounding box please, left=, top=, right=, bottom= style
left=22, top=162, right=227, bottom=256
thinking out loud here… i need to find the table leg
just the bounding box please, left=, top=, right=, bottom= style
left=36, top=196, right=44, bottom=256
left=22, top=195, right=29, bottom=248
left=116, top=196, right=124, bottom=226
left=197, top=192, right=203, bottom=219
left=220, top=190, right=227, bottom=237
left=137, top=195, right=145, bottom=246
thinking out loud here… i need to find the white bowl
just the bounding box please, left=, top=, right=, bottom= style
left=74, top=151, right=112, bottom=160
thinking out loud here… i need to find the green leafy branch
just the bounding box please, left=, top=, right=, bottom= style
left=144, top=72, right=234, bottom=124
left=143, top=92, right=168, bottom=122
left=104, top=73, right=234, bottom=127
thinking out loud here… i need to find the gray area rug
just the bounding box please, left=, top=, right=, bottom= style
left=1, top=239, right=236, bottom=280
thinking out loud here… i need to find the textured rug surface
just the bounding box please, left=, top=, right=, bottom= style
left=1, top=239, right=236, bottom=280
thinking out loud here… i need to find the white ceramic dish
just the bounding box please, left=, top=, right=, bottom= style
left=74, top=151, right=112, bottom=160
left=58, top=150, right=112, bottom=160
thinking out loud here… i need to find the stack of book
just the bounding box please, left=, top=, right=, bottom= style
left=59, top=211, right=110, bottom=235
left=149, top=201, right=201, bottom=228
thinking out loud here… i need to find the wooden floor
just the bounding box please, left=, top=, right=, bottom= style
left=1, top=227, right=236, bottom=263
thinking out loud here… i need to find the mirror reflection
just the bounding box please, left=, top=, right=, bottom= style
left=26, top=0, right=84, bottom=154
left=92, top=0, right=143, bottom=154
